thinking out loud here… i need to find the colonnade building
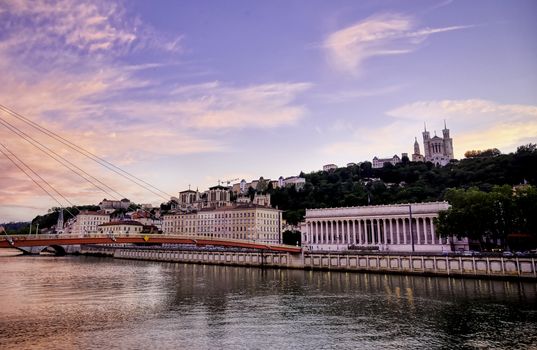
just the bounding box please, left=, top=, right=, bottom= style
left=302, top=202, right=468, bottom=252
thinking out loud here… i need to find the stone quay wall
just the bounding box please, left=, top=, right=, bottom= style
left=80, top=246, right=537, bottom=280
left=304, top=253, right=537, bottom=279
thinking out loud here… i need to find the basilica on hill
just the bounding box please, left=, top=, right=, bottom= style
left=412, top=121, right=455, bottom=166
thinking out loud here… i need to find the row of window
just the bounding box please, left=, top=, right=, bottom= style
left=168, top=231, right=279, bottom=241
left=169, top=211, right=279, bottom=220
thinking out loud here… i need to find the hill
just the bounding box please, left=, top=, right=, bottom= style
left=268, top=144, right=537, bottom=224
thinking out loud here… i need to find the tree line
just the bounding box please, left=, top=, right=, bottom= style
left=266, top=144, right=537, bottom=243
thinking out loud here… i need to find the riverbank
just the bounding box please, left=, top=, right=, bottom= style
left=81, top=245, right=537, bottom=281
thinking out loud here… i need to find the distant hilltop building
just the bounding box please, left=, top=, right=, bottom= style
left=99, top=198, right=131, bottom=211
left=413, top=121, right=455, bottom=166
left=372, top=154, right=402, bottom=169
left=323, top=164, right=337, bottom=172
left=175, top=185, right=232, bottom=211
left=373, top=122, right=455, bottom=168
left=232, top=176, right=306, bottom=194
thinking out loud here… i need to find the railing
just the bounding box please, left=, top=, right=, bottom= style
left=0, top=233, right=300, bottom=251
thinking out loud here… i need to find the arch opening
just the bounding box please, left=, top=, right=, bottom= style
left=41, top=245, right=66, bottom=256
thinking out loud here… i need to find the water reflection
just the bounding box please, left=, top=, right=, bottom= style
left=0, top=256, right=535, bottom=350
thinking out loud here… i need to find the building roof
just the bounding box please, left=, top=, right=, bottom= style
left=179, top=189, right=197, bottom=194
left=209, top=185, right=229, bottom=190
left=78, top=210, right=109, bottom=216
left=98, top=220, right=143, bottom=227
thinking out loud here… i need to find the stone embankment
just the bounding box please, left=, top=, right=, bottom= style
left=81, top=245, right=537, bottom=280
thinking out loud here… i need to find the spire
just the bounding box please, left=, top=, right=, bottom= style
left=424, top=122, right=427, bottom=132
left=414, top=137, right=420, bottom=155
left=56, top=208, right=64, bottom=234
left=444, top=119, right=447, bottom=129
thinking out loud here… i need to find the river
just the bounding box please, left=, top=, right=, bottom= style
left=0, top=254, right=536, bottom=349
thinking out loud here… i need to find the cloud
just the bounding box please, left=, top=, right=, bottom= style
left=314, top=84, right=405, bottom=103
left=0, top=0, right=313, bottom=219
left=321, top=98, right=537, bottom=164
left=323, top=13, right=472, bottom=75
left=0, top=0, right=311, bottom=162
left=175, top=82, right=312, bottom=129
left=320, top=120, right=418, bottom=162
left=386, top=99, right=537, bottom=155
left=0, top=0, right=312, bottom=147
left=386, top=99, right=537, bottom=124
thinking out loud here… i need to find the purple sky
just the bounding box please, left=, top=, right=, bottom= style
left=0, top=0, right=536, bottom=222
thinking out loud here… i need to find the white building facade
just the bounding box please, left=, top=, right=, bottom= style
left=302, top=202, right=468, bottom=252
left=162, top=205, right=282, bottom=244
left=323, top=164, right=337, bottom=172
left=69, top=211, right=110, bottom=235
left=372, top=155, right=401, bottom=169
left=98, top=221, right=144, bottom=235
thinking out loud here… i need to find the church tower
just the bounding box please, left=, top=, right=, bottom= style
left=412, top=137, right=424, bottom=162
left=442, top=120, right=454, bottom=159
left=418, top=121, right=455, bottom=166
left=55, top=208, right=64, bottom=234
left=422, top=123, right=431, bottom=159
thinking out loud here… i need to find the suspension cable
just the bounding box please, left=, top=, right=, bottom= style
left=0, top=104, right=173, bottom=200
left=0, top=116, right=123, bottom=200
left=0, top=144, right=77, bottom=218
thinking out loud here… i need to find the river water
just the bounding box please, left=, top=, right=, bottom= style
left=0, top=254, right=536, bottom=349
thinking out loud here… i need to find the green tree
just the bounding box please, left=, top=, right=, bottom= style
left=436, top=185, right=536, bottom=250
left=282, top=230, right=301, bottom=246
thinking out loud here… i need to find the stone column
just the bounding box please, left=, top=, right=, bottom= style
left=430, top=218, right=436, bottom=245
left=339, top=221, right=343, bottom=244
left=330, top=221, right=334, bottom=244
left=403, top=219, right=407, bottom=245
left=332, top=221, right=336, bottom=244
left=352, top=220, right=357, bottom=245
left=410, top=218, right=421, bottom=244
left=343, top=221, right=346, bottom=244
left=389, top=219, right=394, bottom=245
left=318, top=221, right=322, bottom=244
left=319, top=220, right=324, bottom=244
left=377, top=219, right=382, bottom=245
left=356, top=219, right=363, bottom=245
left=364, top=220, right=369, bottom=245
left=396, top=219, right=400, bottom=245
left=423, top=218, right=428, bottom=245
left=348, top=220, right=352, bottom=245
left=383, top=219, right=388, bottom=245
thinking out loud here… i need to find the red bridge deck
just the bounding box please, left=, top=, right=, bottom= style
left=0, top=234, right=302, bottom=253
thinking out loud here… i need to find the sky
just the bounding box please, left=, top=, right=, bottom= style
left=0, top=0, right=536, bottom=222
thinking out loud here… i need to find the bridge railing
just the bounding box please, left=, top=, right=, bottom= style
left=0, top=233, right=300, bottom=250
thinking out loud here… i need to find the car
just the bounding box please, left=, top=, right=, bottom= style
left=462, top=250, right=479, bottom=256
left=502, top=251, right=514, bottom=257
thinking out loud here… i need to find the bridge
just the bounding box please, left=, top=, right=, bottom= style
left=0, top=233, right=302, bottom=255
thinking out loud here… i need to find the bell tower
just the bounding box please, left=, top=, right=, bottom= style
left=442, top=120, right=454, bottom=159
left=422, top=122, right=431, bottom=159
